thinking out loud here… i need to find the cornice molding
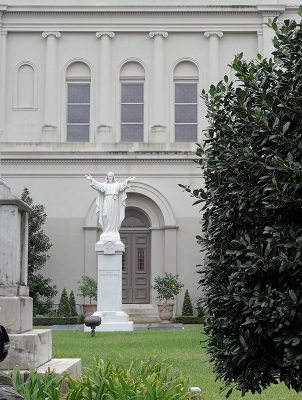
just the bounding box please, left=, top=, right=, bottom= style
left=1, top=157, right=196, bottom=165
left=2, top=6, right=278, bottom=17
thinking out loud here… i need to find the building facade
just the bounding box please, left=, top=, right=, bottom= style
left=0, top=0, right=298, bottom=314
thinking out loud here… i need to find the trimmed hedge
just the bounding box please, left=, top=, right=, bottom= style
left=174, top=316, right=203, bottom=324
left=33, top=316, right=82, bottom=326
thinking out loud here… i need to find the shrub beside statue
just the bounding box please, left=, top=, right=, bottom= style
left=152, top=273, right=184, bottom=323
left=77, top=276, right=97, bottom=317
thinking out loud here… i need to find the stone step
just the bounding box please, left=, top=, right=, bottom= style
left=122, top=306, right=160, bottom=323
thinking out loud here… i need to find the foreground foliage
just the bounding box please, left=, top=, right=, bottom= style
left=12, top=365, right=63, bottom=400
left=65, top=358, right=193, bottom=399
left=12, top=359, right=196, bottom=400
left=181, top=8, right=302, bottom=397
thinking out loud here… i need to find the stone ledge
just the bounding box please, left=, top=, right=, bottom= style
left=37, top=358, right=82, bottom=380
left=0, top=329, right=52, bottom=370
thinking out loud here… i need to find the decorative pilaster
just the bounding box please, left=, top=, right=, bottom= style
left=0, top=30, right=7, bottom=134
left=257, top=5, right=285, bottom=58
left=204, top=31, right=223, bottom=87
left=261, top=14, right=278, bottom=57
left=164, top=226, right=178, bottom=276
left=96, top=31, right=115, bottom=141
left=257, top=31, right=264, bottom=56
left=42, top=31, right=61, bottom=132
left=149, top=31, right=168, bottom=140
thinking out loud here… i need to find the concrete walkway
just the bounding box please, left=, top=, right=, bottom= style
left=48, top=323, right=183, bottom=331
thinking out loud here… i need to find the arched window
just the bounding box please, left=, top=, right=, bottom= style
left=120, top=61, right=145, bottom=142
left=173, top=61, right=199, bottom=142
left=66, top=62, right=91, bottom=142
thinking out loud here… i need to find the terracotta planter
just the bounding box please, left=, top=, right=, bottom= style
left=82, top=304, right=97, bottom=318
left=157, top=303, right=174, bottom=324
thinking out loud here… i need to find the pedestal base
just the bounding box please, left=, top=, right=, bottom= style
left=84, top=311, right=133, bottom=332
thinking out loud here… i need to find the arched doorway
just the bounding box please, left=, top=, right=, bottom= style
left=121, top=208, right=150, bottom=304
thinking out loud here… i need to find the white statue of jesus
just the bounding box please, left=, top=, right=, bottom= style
left=85, top=172, right=135, bottom=243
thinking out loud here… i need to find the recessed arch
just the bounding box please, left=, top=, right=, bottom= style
left=13, top=61, right=38, bottom=109
left=84, top=181, right=175, bottom=228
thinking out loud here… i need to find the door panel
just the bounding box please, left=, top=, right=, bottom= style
left=121, top=231, right=150, bottom=304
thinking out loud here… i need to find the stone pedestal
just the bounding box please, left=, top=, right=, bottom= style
left=0, top=183, right=33, bottom=334
left=86, top=240, right=133, bottom=332
left=0, top=180, right=82, bottom=377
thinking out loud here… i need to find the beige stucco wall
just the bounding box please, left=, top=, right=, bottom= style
left=1, top=1, right=300, bottom=314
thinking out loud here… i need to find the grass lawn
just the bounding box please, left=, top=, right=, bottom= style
left=52, top=325, right=301, bottom=399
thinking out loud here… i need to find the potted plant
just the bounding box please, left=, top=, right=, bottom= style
left=77, top=276, right=97, bottom=317
left=152, top=272, right=184, bottom=323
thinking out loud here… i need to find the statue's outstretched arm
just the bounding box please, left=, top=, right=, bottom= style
left=126, top=176, right=135, bottom=184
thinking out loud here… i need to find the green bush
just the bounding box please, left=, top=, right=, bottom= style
left=174, top=316, right=203, bottom=324
left=195, top=297, right=204, bottom=318
left=21, top=188, right=57, bottom=316
left=182, top=289, right=194, bottom=316
left=180, top=8, right=302, bottom=397
left=77, top=276, right=97, bottom=304
left=33, top=316, right=81, bottom=326
left=69, top=290, right=78, bottom=316
left=152, top=272, right=184, bottom=303
left=57, top=288, right=71, bottom=317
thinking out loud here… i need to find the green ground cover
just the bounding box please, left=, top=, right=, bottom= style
left=52, top=325, right=301, bottom=399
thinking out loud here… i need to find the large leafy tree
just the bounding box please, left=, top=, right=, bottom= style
left=21, top=188, right=57, bottom=316
left=181, top=9, right=302, bottom=397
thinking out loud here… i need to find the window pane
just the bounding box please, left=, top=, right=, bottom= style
left=121, top=124, right=144, bottom=142
left=120, top=82, right=144, bottom=141
left=68, top=104, right=90, bottom=123
left=68, top=84, right=90, bottom=103
left=175, top=83, right=197, bottom=103
left=121, top=83, right=144, bottom=103
left=121, top=104, right=144, bottom=123
left=67, top=125, right=89, bottom=142
left=175, top=104, right=197, bottom=123
left=175, top=124, right=197, bottom=142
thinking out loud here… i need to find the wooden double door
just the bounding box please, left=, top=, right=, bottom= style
left=121, top=231, right=150, bottom=304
